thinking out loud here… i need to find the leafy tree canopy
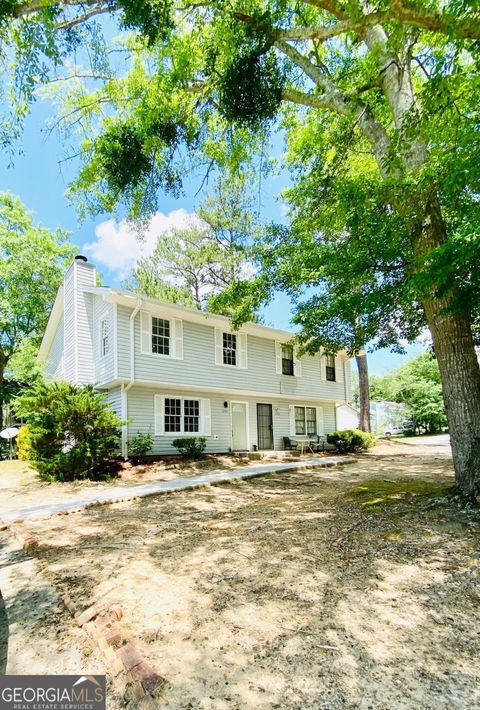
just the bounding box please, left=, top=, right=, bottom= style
left=0, top=193, right=74, bottom=386
left=1, top=1, right=478, bottom=349
left=367, top=352, right=447, bottom=432
left=125, top=172, right=258, bottom=310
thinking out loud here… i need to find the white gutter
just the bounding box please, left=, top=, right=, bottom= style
left=127, top=297, right=143, bottom=392
left=121, top=298, right=142, bottom=459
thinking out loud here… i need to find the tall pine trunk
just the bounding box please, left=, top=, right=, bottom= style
left=355, top=351, right=371, bottom=432
left=0, top=350, right=6, bottom=433
left=414, top=194, right=480, bottom=501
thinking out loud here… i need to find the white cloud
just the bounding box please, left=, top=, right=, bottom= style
left=84, top=209, right=200, bottom=277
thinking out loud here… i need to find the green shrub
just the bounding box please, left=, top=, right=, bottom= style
left=172, top=436, right=206, bottom=459
left=13, top=381, right=123, bottom=481
left=128, top=432, right=154, bottom=459
left=0, top=439, right=10, bottom=460
left=327, top=429, right=376, bottom=453
left=16, top=425, right=32, bottom=461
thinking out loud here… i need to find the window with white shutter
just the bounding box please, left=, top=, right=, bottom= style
left=140, top=311, right=183, bottom=359
left=156, top=395, right=210, bottom=436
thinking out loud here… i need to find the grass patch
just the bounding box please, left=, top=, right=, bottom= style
left=345, top=479, right=451, bottom=512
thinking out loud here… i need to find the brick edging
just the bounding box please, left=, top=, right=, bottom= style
left=62, top=596, right=165, bottom=701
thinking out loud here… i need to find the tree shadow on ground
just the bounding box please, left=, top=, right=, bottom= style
left=16, top=456, right=480, bottom=709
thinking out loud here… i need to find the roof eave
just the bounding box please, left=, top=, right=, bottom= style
left=38, top=286, right=64, bottom=361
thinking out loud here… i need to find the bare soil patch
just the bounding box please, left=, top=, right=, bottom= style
left=5, top=449, right=479, bottom=709
left=0, top=454, right=293, bottom=515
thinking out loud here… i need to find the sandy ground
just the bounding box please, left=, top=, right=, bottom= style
left=0, top=455, right=274, bottom=515
left=1, top=443, right=478, bottom=709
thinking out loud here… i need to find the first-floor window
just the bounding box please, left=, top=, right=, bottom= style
left=295, top=406, right=306, bottom=435
left=295, top=406, right=317, bottom=435
left=165, top=398, right=181, bottom=433
left=184, top=399, right=200, bottom=432
left=306, top=407, right=317, bottom=435
left=326, top=354, right=336, bottom=381
left=165, top=397, right=200, bottom=433
left=100, top=318, right=109, bottom=357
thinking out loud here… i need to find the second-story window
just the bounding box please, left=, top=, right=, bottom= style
left=223, top=332, right=237, bottom=366
left=152, top=317, right=170, bottom=355
left=282, top=344, right=294, bottom=376
left=326, top=354, right=336, bottom=381
left=100, top=318, right=109, bottom=357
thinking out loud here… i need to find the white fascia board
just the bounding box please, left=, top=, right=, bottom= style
left=85, top=286, right=352, bottom=353
left=335, top=402, right=359, bottom=412
left=38, top=286, right=64, bottom=361
left=101, top=376, right=341, bottom=404
left=98, top=288, right=300, bottom=344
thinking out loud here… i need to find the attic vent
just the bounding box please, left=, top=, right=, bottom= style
left=74, top=255, right=88, bottom=262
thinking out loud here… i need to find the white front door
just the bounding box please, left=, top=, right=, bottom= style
left=231, top=402, right=248, bottom=451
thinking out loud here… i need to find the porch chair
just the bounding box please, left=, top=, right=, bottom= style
left=283, top=436, right=298, bottom=451
left=310, top=434, right=325, bottom=453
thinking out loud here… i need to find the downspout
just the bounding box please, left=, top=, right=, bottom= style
left=122, top=298, right=143, bottom=459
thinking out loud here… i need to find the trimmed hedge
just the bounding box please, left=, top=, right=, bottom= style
left=327, top=429, right=376, bottom=453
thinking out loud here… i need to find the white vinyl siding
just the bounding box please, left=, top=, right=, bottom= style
left=44, top=316, right=64, bottom=381
left=60, top=259, right=96, bottom=385
left=335, top=354, right=344, bottom=383
left=125, top=388, right=336, bottom=455
left=100, top=318, right=109, bottom=357
left=114, top=306, right=351, bottom=402
left=75, top=262, right=95, bottom=385
left=141, top=311, right=183, bottom=360
left=93, top=299, right=115, bottom=385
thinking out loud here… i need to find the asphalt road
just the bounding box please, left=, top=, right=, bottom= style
left=402, top=433, right=450, bottom=446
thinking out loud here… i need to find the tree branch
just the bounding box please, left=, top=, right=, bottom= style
left=277, top=0, right=480, bottom=42
left=55, top=5, right=110, bottom=29
left=15, top=0, right=101, bottom=18
left=277, top=13, right=388, bottom=42
left=389, top=0, right=480, bottom=41
left=282, top=88, right=340, bottom=111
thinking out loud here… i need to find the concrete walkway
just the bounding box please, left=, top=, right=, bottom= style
left=1, top=456, right=352, bottom=524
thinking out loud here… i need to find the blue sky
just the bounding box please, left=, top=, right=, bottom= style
left=0, top=96, right=426, bottom=376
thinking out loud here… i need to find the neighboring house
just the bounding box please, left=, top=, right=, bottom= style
left=336, top=402, right=360, bottom=430
left=39, top=256, right=353, bottom=456
left=370, top=400, right=407, bottom=434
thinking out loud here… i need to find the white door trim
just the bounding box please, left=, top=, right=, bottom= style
left=230, top=400, right=250, bottom=452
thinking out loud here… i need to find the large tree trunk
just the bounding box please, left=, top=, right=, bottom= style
left=0, top=350, right=5, bottom=432
left=355, top=351, right=371, bottom=432
left=414, top=195, right=480, bottom=501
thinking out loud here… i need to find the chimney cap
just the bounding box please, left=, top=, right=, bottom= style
left=74, top=255, right=88, bottom=263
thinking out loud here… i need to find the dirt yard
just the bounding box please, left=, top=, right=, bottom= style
left=2, top=445, right=479, bottom=709
left=0, top=454, right=260, bottom=515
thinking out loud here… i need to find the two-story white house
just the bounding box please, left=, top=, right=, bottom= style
left=39, top=256, right=352, bottom=457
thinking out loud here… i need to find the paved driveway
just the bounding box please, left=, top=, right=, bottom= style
left=403, top=434, right=450, bottom=446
